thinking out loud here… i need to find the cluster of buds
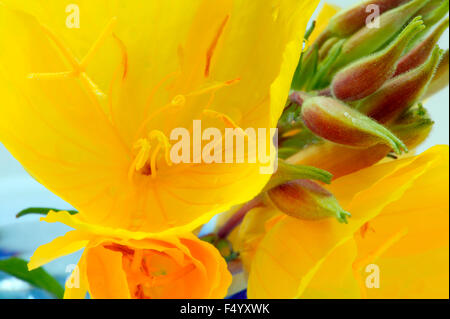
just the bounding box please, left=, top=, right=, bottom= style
left=270, top=0, right=448, bottom=224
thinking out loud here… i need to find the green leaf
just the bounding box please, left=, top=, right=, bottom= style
left=0, top=257, right=64, bottom=299
left=16, top=207, right=78, bottom=218
left=309, top=39, right=345, bottom=90
left=292, top=45, right=319, bottom=90
left=304, top=20, right=316, bottom=41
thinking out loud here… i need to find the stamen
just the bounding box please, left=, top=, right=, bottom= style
left=81, top=18, right=118, bottom=68
left=187, top=78, right=240, bottom=97
left=80, top=72, right=107, bottom=98
left=134, top=139, right=152, bottom=171
left=150, top=144, right=161, bottom=179
left=27, top=71, right=74, bottom=80
left=29, top=17, right=132, bottom=157
left=128, top=130, right=172, bottom=180
left=149, top=130, right=172, bottom=167
left=202, top=109, right=244, bottom=131
left=38, top=23, right=80, bottom=69
left=135, top=78, right=239, bottom=141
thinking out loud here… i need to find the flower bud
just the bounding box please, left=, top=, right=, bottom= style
left=424, top=49, right=449, bottom=99
left=419, top=0, right=450, bottom=28
left=301, top=96, right=408, bottom=154
left=335, top=0, right=429, bottom=68
left=287, top=141, right=392, bottom=180
left=263, top=160, right=332, bottom=192
left=357, top=46, right=442, bottom=123
left=327, top=0, right=408, bottom=37
left=332, top=17, right=425, bottom=101
left=319, top=37, right=340, bottom=61
left=390, top=105, right=434, bottom=149
left=267, top=179, right=351, bottom=223
left=394, top=17, right=449, bottom=76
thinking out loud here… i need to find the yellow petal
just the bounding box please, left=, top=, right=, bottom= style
left=64, top=253, right=89, bottom=299
left=352, top=147, right=449, bottom=298
left=308, top=3, right=340, bottom=44
left=85, top=244, right=131, bottom=299
left=301, top=240, right=361, bottom=298
left=354, top=246, right=449, bottom=299
left=247, top=146, right=448, bottom=298
left=0, top=0, right=319, bottom=235
left=28, top=230, right=92, bottom=270
left=234, top=207, right=281, bottom=273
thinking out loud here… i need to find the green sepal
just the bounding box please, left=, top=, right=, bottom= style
left=16, top=207, right=78, bottom=218
left=263, top=160, right=333, bottom=192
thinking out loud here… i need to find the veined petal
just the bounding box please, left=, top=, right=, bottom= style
left=210, top=0, right=320, bottom=128
left=352, top=147, right=449, bottom=298
left=1, top=0, right=319, bottom=234
left=0, top=5, right=132, bottom=229
left=247, top=146, right=448, bottom=298
left=301, top=240, right=361, bottom=299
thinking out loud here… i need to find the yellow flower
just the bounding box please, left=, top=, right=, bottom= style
left=0, top=0, right=319, bottom=235
left=28, top=215, right=231, bottom=299
left=239, top=145, right=449, bottom=298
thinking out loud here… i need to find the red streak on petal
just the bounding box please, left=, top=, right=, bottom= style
left=205, top=15, right=229, bottom=77
left=113, top=33, right=128, bottom=80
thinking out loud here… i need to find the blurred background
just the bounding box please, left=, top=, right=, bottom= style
left=0, top=0, right=449, bottom=298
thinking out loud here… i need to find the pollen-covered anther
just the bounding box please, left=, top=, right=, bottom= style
left=128, top=130, right=172, bottom=180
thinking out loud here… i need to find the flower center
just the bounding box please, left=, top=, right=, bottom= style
left=106, top=244, right=196, bottom=299
left=128, top=130, right=172, bottom=180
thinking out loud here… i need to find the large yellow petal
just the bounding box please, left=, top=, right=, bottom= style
left=1, top=0, right=319, bottom=235
left=247, top=146, right=448, bottom=298
left=301, top=240, right=361, bottom=299
left=352, top=147, right=449, bottom=298
left=354, top=246, right=449, bottom=299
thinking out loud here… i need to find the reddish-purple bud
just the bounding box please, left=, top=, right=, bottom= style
left=328, top=0, right=408, bottom=37
left=268, top=179, right=351, bottom=223
left=287, top=141, right=392, bottom=180
left=358, top=46, right=442, bottom=123
left=394, top=17, right=448, bottom=76
left=301, top=96, right=408, bottom=154
left=332, top=17, right=425, bottom=101
left=334, top=0, right=429, bottom=68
